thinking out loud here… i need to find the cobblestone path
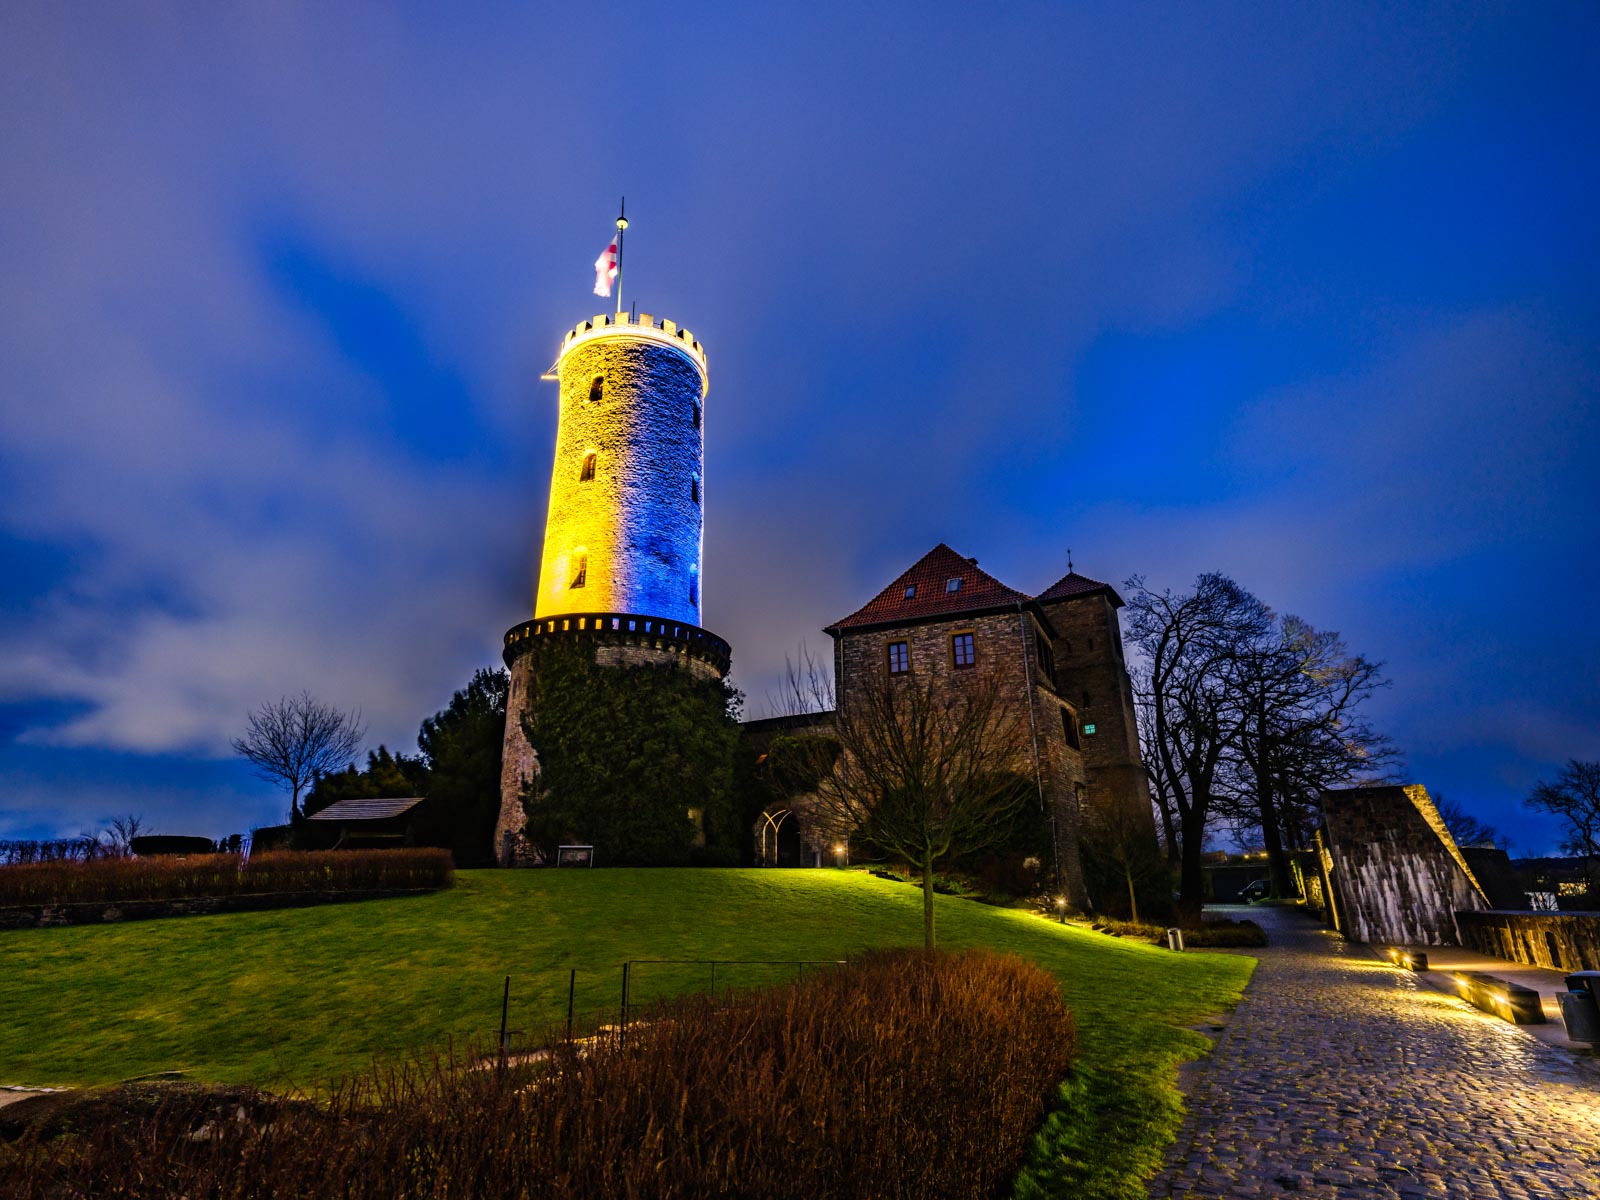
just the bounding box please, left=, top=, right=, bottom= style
left=1151, top=907, right=1600, bottom=1199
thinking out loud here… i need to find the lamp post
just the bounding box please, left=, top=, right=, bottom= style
left=1055, top=896, right=1067, bottom=924
left=833, top=841, right=848, bottom=868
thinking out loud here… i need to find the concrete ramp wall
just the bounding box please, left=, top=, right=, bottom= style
left=1320, top=784, right=1489, bottom=946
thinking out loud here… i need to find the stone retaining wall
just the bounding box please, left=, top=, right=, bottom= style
left=1456, top=909, right=1600, bottom=972
left=1320, top=783, right=1487, bottom=945
left=0, top=887, right=437, bottom=930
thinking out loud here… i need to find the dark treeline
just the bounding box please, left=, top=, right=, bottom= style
left=0, top=839, right=101, bottom=866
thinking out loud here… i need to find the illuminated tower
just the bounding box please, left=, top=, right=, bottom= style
left=494, top=311, right=731, bottom=864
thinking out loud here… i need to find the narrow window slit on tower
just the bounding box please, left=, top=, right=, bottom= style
left=588, top=376, right=604, bottom=403
left=580, top=452, right=597, bottom=481
left=692, top=403, right=701, bottom=429
left=571, top=553, right=587, bottom=589
left=691, top=476, right=700, bottom=504
left=1062, top=708, right=1080, bottom=749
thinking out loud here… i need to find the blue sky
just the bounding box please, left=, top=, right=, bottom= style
left=1, top=3, right=1595, bottom=851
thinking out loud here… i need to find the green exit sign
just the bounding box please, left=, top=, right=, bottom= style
left=1083, top=724, right=1097, bottom=735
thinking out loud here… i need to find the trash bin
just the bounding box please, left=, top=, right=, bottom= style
left=1165, top=927, right=1184, bottom=952
left=1557, top=989, right=1600, bottom=1044
left=1564, top=971, right=1600, bottom=1005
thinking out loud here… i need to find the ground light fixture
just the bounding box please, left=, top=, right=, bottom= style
left=1055, top=897, right=1067, bottom=924
left=1383, top=947, right=1429, bottom=972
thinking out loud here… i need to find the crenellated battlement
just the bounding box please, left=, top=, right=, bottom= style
left=503, top=611, right=730, bottom=677
left=550, top=311, right=708, bottom=394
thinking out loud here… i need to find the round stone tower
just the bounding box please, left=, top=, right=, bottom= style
left=536, top=313, right=708, bottom=624
left=494, top=312, right=731, bottom=865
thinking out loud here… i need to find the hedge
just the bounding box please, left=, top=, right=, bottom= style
left=0, top=850, right=453, bottom=907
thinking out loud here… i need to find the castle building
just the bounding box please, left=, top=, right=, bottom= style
left=806, top=543, right=1155, bottom=907
left=494, top=311, right=731, bottom=864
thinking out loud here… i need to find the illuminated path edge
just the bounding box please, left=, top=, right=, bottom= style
left=1150, top=905, right=1600, bottom=1198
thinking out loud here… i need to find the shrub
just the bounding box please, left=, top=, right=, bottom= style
left=522, top=639, right=743, bottom=866
left=1181, top=918, right=1267, bottom=947
left=249, top=824, right=293, bottom=852
left=128, top=836, right=218, bottom=856
left=0, top=849, right=453, bottom=908
left=686, top=844, right=740, bottom=867
left=1080, top=915, right=1268, bottom=947
left=3, top=949, right=1075, bottom=1200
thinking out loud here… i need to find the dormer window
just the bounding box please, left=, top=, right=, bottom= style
left=946, top=577, right=961, bottom=593
left=579, top=452, right=597, bottom=482
left=588, top=377, right=604, bottom=404
left=904, top=584, right=916, bottom=599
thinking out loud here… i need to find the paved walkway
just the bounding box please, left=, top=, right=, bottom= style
left=1151, top=907, right=1600, bottom=1199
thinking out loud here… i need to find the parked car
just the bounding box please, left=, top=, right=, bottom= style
left=1239, top=878, right=1271, bottom=902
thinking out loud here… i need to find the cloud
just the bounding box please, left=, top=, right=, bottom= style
left=1, top=4, right=1594, bottom=847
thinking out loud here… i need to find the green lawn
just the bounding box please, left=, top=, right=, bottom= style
left=0, top=869, right=1252, bottom=1199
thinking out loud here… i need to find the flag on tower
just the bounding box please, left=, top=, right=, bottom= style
left=593, top=235, right=619, bottom=298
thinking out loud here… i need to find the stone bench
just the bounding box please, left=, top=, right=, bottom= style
left=1451, top=971, right=1545, bottom=1025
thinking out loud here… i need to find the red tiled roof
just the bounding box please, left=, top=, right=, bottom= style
left=1035, top=570, right=1119, bottom=605
left=825, top=544, right=1031, bottom=631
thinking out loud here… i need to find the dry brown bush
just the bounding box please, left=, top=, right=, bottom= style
left=2, top=948, right=1075, bottom=1200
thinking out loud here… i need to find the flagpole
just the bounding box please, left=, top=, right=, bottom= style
left=614, top=197, right=627, bottom=316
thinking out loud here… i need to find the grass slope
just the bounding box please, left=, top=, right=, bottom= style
left=0, top=869, right=1251, bottom=1198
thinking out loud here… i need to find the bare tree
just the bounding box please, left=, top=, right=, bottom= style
left=232, top=691, right=365, bottom=820
left=1433, top=794, right=1502, bottom=849
left=1124, top=573, right=1272, bottom=924
left=787, top=657, right=1034, bottom=950
left=1079, top=796, right=1166, bottom=924
left=1227, top=615, right=1395, bottom=897
left=1526, top=760, right=1600, bottom=885
left=101, top=813, right=147, bottom=858
left=1134, top=671, right=1182, bottom=868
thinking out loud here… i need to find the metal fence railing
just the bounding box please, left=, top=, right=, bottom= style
left=488, top=958, right=850, bottom=1061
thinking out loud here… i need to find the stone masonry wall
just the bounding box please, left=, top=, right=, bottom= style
left=835, top=610, right=1089, bottom=907
left=1321, top=784, right=1489, bottom=945
left=1037, top=592, right=1157, bottom=841
left=1456, top=910, right=1600, bottom=972
left=494, top=652, right=539, bottom=865
left=537, top=326, right=705, bottom=626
